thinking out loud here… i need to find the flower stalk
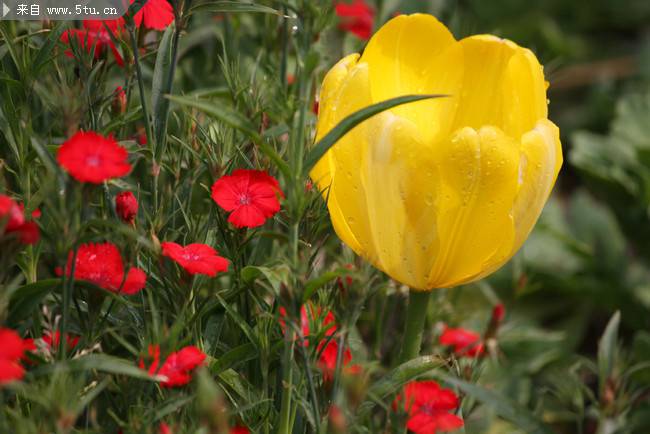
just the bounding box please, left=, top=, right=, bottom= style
left=398, top=290, right=432, bottom=364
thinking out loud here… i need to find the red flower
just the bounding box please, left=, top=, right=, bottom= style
left=395, top=381, right=463, bottom=434
left=439, top=326, right=484, bottom=358
left=133, top=0, right=174, bottom=30
left=161, top=242, right=229, bottom=277
left=61, top=242, right=146, bottom=295
left=42, top=331, right=80, bottom=351
left=278, top=304, right=336, bottom=346
left=115, top=191, right=138, bottom=224
left=141, top=345, right=206, bottom=387
left=159, top=422, right=172, bottom=434
left=230, top=427, right=250, bottom=434
left=0, top=195, right=24, bottom=231
left=61, top=19, right=125, bottom=66
left=335, top=0, right=374, bottom=40
left=0, top=195, right=40, bottom=245
left=0, top=328, right=32, bottom=386
left=57, top=131, right=131, bottom=183
left=211, top=169, right=284, bottom=228
left=317, top=339, right=361, bottom=382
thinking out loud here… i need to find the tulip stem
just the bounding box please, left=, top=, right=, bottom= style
left=399, top=290, right=432, bottom=363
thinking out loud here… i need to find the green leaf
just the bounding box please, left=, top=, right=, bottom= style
left=210, top=342, right=258, bottom=375
left=167, top=94, right=260, bottom=139
left=357, top=356, right=444, bottom=417
left=189, top=1, right=281, bottom=16
left=438, top=375, right=555, bottom=434
left=34, top=354, right=155, bottom=381
left=302, top=268, right=352, bottom=302
left=31, top=24, right=65, bottom=74
left=598, top=310, right=621, bottom=393
left=241, top=264, right=289, bottom=294
left=303, top=94, right=447, bottom=173
left=152, top=25, right=175, bottom=155
left=8, top=278, right=59, bottom=326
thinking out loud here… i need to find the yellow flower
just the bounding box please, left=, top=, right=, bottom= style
left=311, top=14, right=562, bottom=290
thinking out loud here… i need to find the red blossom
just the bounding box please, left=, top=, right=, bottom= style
left=161, top=242, right=229, bottom=277
left=335, top=0, right=374, bottom=40
left=0, top=328, right=32, bottom=386
left=159, top=422, right=172, bottom=434
left=140, top=345, right=206, bottom=388
left=61, top=19, right=125, bottom=66
left=42, top=331, right=80, bottom=351
left=211, top=169, right=284, bottom=228
left=133, top=0, right=174, bottom=30
left=395, top=381, right=464, bottom=434
left=115, top=191, right=139, bottom=224
left=439, top=326, right=484, bottom=358
left=57, top=131, right=131, bottom=183
left=61, top=242, right=146, bottom=295
left=230, top=427, right=250, bottom=434
left=0, top=195, right=40, bottom=245
left=317, top=339, right=361, bottom=382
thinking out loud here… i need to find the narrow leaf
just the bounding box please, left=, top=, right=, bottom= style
left=189, top=1, right=281, bottom=16
left=439, top=375, right=555, bottom=434
left=152, top=25, right=175, bottom=154
left=598, top=310, right=621, bottom=393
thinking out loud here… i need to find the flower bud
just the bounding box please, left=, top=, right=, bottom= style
left=112, top=86, right=127, bottom=115
left=115, top=191, right=138, bottom=224
left=491, top=303, right=505, bottom=324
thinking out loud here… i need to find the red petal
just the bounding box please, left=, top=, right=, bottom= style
left=0, top=359, right=25, bottom=385
left=121, top=267, right=147, bottom=295
left=228, top=204, right=267, bottom=228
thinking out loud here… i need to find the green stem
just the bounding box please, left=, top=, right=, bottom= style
left=398, top=290, right=432, bottom=363
left=277, top=330, right=295, bottom=434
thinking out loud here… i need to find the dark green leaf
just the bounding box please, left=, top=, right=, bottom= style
left=189, top=1, right=281, bottom=16
left=152, top=25, right=175, bottom=154
left=598, top=310, right=621, bottom=393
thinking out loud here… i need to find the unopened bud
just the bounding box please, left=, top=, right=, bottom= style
left=112, top=86, right=127, bottom=115
left=115, top=191, right=138, bottom=225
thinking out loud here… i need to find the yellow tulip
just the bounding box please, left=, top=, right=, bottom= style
left=311, top=14, right=562, bottom=290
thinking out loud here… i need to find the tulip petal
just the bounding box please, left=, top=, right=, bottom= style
left=320, top=63, right=375, bottom=256
left=360, top=14, right=462, bottom=143
left=511, top=119, right=563, bottom=252
left=427, top=126, right=519, bottom=288
left=452, top=35, right=547, bottom=138
left=312, top=53, right=361, bottom=192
